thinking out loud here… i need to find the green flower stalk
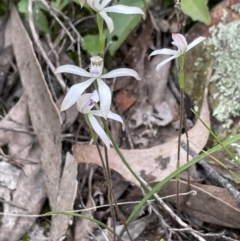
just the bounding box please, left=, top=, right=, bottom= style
left=149, top=33, right=206, bottom=212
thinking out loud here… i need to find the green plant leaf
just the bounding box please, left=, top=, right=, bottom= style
left=18, top=1, right=50, bottom=33
left=124, top=133, right=240, bottom=231
left=18, top=0, right=28, bottom=13
left=106, top=0, right=150, bottom=56
left=181, top=0, right=211, bottom=25
left=33, top=7, right=51, bottom=33
left=82, top=34, right=105, bottom=56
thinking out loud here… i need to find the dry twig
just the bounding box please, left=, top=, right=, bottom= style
left=28, top=0, right=66, bottom=90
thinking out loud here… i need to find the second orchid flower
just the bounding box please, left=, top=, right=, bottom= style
left=149, top=33, right=206, bottom=72
left=77, top=90, right=125, bottom=148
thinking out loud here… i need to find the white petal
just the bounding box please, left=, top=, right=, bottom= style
left=101, top=68, right=141, bottom=80
left=91, top=90, right=100, bottom=102
left=77, top=93, right=93, bottom=113
left=61, top=78, right=95, bottom=111
left=186, top=36, right=206, bottom=52
left=99, top=11, right=114, bottom=33
left=97, top=79, right=112, bottom=118
left=107, top=111, right=125, bottom=130
left=55, top=65, right=93, bottom=78
left=100, top=0, right=111, bottom=8
left=172, top=33, right=188, bottom=53
left=87, top=0, right=101, bottom=10
left=149, top=48, right=178, bottom=57
left=103, top=5, right=145, bottom=19
left=88, top=113, right=111, bottom=148
left=90, top=110, right=125, bottom=130
left=155, top=55, right=177, bottom=72
left=88, top=110, right=103, bottom=116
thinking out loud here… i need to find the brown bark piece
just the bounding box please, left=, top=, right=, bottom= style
left=50, top=152, right=78, bottom=241
left=0, top=95, right=47, bottom=241
left=11, top=5, right=61, bottom=208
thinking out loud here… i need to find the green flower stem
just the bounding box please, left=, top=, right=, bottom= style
left=100, top=117, right=181, bottom=238
left=97, top=13, right=104, bottom=56
left=101, top=117, right=152, bottom=193
left=177, top=55, right=185, bottom=167
left=125, top=133, right=240, bottom=229
left=176, top=54, right=186, bottom=215
left=178, top=55, right=185, bottom=89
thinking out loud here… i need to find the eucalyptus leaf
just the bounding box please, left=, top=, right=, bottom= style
left=181, top=0, right=211, bottom=25
left=33, top=7, right=51, bottom=33
left=82, top=34, right=106, bottom=56
left=18, top=0, right=28, bottom=13
left=106, top=0, right=150, bottom=56
left=18, top=1, right=50, bottom=33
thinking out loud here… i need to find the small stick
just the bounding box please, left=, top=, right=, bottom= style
left=28, top=0, right=66, bottom=90
left=96, top=143, right=133, bottom=241
left=49, top=4, right=82, bottom=69
left=39, top=0, right=76, bottom=44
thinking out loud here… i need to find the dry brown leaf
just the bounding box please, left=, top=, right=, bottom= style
left=11, top=5, right=61, bottom=208
left=147, top=55, right=178, bottom=126
left=74, top=196, right=96, bottom=241
left=115, top=90, right=137, bottom=113
left=122, top=179, right=240, bottom=228
left=0, top=94, right=32, bottom=156
left=0, top=94, right=47, bottom=241
left=50, top=152, right=78, bottom=240
left=72, top=74, right=209, bottom=185
left=74, top=168, right=96, bottom=241
left=126, top=54, right=178, bottom=148
left=157, top=180, right=240, bottom=228
left=0, top=46, right=13, bottom=95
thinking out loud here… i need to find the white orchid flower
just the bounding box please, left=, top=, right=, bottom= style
left=149, top=33, right=206, bottom=72
left=80, top=0, right=145, bottom=33
left=77, top=90, right=125, bottom=148
left=55, top=56, right=140, bottom=118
